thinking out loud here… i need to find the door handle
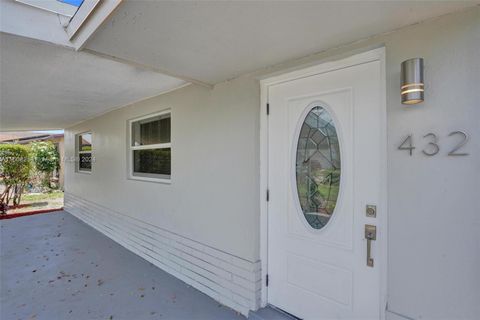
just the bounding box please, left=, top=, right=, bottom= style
left=364, top=225, right=377, bottom=267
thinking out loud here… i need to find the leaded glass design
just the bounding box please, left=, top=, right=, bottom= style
left=296, top=106, right=341, bottom=229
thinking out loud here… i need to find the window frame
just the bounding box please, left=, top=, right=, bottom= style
left=128, top=110, right=172, bottom=184
left=75, top=131, right=93, bottom=174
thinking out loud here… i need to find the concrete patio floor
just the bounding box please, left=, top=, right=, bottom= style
left=0, top=211, right=245, bottom=320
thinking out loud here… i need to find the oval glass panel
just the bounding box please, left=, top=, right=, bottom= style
left=296, top=106, right=341, bottom=229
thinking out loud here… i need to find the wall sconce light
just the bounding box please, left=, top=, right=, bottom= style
left=401, top=58, right=424, bottom=105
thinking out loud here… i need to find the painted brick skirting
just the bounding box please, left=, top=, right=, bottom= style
left=64, top=192, right=261, bottom=315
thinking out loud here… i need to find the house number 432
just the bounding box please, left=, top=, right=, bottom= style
left=398, top=131, right=470, bottom=156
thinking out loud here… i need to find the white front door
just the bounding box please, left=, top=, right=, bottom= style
left=267, top=52, right=385, bottom=319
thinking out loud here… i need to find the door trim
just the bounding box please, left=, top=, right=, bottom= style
left=259, top=47, right=388, bottom=318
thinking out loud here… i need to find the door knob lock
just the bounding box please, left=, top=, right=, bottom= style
left=366, top=204, right=376, bottom=218
left=364, top=225, right=377, bottom=267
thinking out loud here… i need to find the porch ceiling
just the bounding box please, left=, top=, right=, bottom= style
left=84, top=1, right=478, bottom=84
left=1, top=1, right=478, bottom=131
left=0, top=33, right=186, bottom=131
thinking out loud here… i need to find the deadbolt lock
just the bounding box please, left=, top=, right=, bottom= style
left=366, top=204, right=377, bottom=218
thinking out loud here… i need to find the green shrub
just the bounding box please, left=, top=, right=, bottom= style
left=0, top=144, right=32, bottom=210
left=30, top=141, right=59, bottom=188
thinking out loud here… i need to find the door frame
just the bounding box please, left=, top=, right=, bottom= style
left=259, top=47, right=388, bottom=318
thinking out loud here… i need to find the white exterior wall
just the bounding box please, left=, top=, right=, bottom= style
left=378, top=10, right=479, bottom=320
left=64, top=79, right=262, bottom=314
left=65, top=7, right=479, bottom=318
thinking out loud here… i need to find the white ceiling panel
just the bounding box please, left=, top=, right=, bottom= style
left=0, top=33, right=186, bottom=130
left=85, top=1, right=478, bottom=84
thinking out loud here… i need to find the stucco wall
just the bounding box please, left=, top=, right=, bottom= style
left=64, top=78, right=262, bottom=314
left=378, top=9, right=479, bottom=320
left=65, top=7, right=479, bottom=318
left=65, top=76, right=260, bottom=260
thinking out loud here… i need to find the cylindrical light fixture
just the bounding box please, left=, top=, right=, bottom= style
left=401, top=58, right=424, bottom=105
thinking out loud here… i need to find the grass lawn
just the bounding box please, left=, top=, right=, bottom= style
left=6, top=190, right=64, bottom=214
left=22, top=190, right=64, bottom=202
